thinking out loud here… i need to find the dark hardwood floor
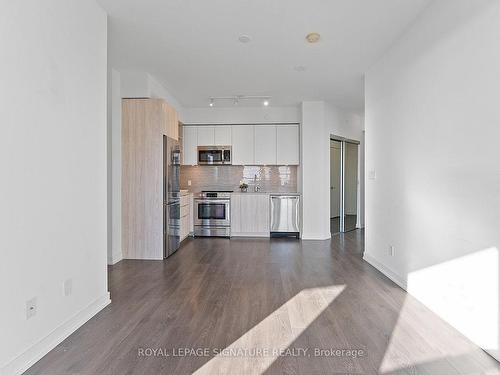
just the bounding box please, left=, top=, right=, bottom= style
left=330, top=215, right=357, bottom=234
left=25, top=230, right=499, bottom=374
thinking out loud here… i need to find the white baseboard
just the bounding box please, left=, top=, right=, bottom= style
left=363, top=253, right=407, bottom=290
left=302, top=233, right=331, bottom=240
left=2, top=293, right=111, bottom=375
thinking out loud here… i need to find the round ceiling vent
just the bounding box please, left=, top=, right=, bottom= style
left=306, top=32, right=321, bottom=43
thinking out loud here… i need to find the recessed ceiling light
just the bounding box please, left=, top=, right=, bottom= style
left=306, top=32, right=321, bottom=43
left=209, top=98, right=214, bottom=107
left=238, top=35, right=251, bottom=43
left=294, top=66, right=306, bottom=72
left=263, top=100, right=269, bottom=106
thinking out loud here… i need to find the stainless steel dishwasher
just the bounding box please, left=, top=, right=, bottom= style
left=270, top=195, right=300, bottom=238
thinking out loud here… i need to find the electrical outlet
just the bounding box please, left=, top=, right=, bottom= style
left=187, top=180, right=192, bottom=186
left=26, top=297, right=37, bottom=319
left=63, top=279, right=72, bottom=296
left=389, top=245, right=395, bottom=257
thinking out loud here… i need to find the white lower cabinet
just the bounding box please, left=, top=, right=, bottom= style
left=180, top=193, right=192, bottom=241
left=231, top=194, right=269, bottom=237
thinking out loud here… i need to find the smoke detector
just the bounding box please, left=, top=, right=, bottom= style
left=238, top=35, right=251, bottom=43
left=306, top=32, right=321, bottom=43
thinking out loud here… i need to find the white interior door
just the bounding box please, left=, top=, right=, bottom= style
left=330, top=141, right=341, bottom=218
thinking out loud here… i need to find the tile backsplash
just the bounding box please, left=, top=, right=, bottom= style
left=180, top=165, right=297, bottom=193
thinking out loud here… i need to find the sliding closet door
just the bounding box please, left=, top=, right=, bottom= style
left=343, top=142, right=358, bottom=232
left=330, top=140, right=342, bottom=234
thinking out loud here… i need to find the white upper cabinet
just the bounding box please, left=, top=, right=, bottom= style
left=214, top=126, right=232, bottom=145
left=276, top=125, right=299, bottom=165
left=231, top=125, right=255, bottom=165
left=194, top=126, right=231, bottom=146
left=254, top=125, right=277, bottom=165
left=182, top=126, right=198, bottom=165
left=197, top=126, right=215, bottom=146
left=182, top=124, right=299, bottom=166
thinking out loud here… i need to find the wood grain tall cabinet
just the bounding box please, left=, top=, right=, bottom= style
left=122, top=98, right=179, bottom=259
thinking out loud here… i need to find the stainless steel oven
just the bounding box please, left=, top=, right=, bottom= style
left=197, top=146, right=231, bottom=165
left=194, top=191, right=231, bottom=237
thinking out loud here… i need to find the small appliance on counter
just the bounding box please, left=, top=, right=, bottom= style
left=270, top=194, right=300, bottom=238
left=194, top=190, right=232, bottom=237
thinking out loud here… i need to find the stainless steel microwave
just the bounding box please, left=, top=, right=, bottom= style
left=197, top=146, right=231, bottom=165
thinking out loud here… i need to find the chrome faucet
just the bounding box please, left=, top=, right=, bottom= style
left=254, top=174, right=260, bottom=192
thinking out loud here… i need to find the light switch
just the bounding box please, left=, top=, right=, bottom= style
left=64, top=279, right=72, bottom=296
left=368, top=170, right=376, bottom=180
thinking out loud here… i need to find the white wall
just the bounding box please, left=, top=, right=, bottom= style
left=148, top=75, right=183, bottom=114
left=120, top=70, right=150, bottom=98
left=300, top=102, right=330, bottom=239
left=300, top=102, right=364, bottom=239
left=325, top=105, right=365, bottom=227
left=359, top=130, right=365, bottom=228
left=0, top=1, right=109, bottom=374
left=182, top=106, right=300, bottom=125
left=365, top=0, right=500, bottom=361
left=120, top=70, right=183, bottom=116
left=325, top=105, right=364, bottom=141
left=108, top=69, right=122, bottom=265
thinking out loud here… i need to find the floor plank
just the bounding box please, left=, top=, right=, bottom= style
left=24, top=230, right=499, bottom=375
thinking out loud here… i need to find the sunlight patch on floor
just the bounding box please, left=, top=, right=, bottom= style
left=380, top=247, right=499, bottom=372
left=193, top=285, right=345, bottom=375
left=407, top=247, right=499, bottom=360
left=379, top=296, right=469, bottom=374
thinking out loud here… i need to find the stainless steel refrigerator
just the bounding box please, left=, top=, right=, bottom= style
left=164, top=136, right=181, bottom=258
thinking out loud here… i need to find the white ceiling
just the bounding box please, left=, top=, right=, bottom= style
left=98, top=0, right=432, bottom=110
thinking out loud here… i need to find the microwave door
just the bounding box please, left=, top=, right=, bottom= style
left=199, top=149, right=223, bottom=164
left=199, top=150, right=212, bottom=164
left=215, top=151, right=222, bottom=163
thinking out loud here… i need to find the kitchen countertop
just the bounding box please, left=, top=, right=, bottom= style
left=231, top=191, right=301, bottom=196
left=186, top=191, right=300, bottom=196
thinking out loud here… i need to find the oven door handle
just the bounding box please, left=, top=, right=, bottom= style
left=195, top=199, right=230, bottom=204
